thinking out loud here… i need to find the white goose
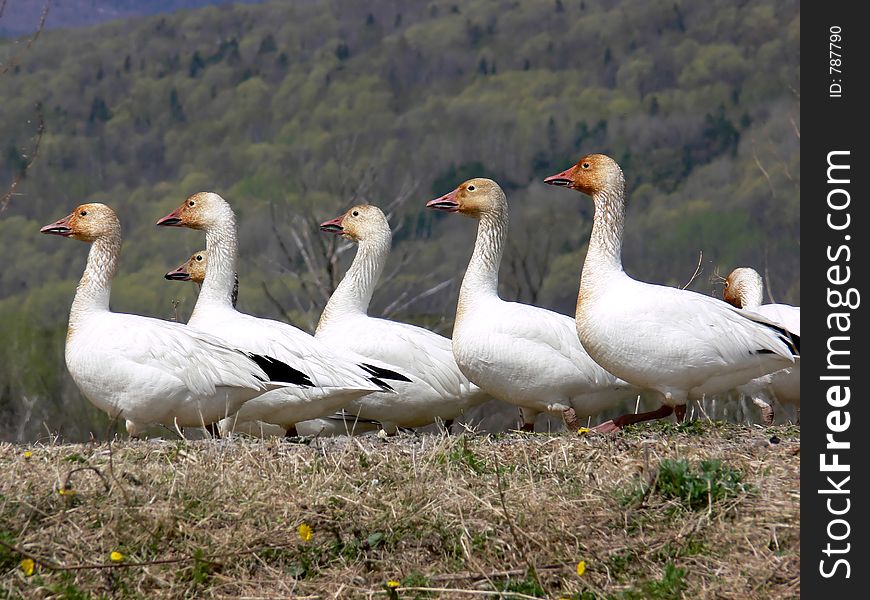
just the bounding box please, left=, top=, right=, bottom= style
left=316, top=204, right=491, bottom=430
left=165, top=249, right=383, bottom=437
left=723, top=267, right=800, bottom=423
left=156, top=192, right=410, bottom=436
left=426, top=179, right=643, bottom=431
left=40, top=203, right=287, bottom=437
left=544, top=154, right=799, bottom=430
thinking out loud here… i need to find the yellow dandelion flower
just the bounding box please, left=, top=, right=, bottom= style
left=20, top=558, right=35, bottom=577
left=297, top=523, right=313, bottom=542
left=576, top=560, right=586, bottom=576
left=23, top=451, right=33, bottom=460
left=577, top=427, right=590, bottom=435
left=110, top=551, right=124, bottom=562
left=58, top=488, right=76, bottom=496
left=386, top=580, right=400, bottom=588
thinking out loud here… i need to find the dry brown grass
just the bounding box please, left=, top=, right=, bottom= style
left=0, top=420, right=799, bottom=599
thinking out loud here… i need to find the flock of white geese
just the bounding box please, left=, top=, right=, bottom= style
left=39, top=153, right=800, bottom=438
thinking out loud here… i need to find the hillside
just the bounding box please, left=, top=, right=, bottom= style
left=0, top=0, right=800, bottom=441
left=0, top=0, right=263, bottom=38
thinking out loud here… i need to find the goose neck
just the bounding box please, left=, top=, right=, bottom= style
left=317, top=233, right=390, bottom=331
left=70, top=232, right=121, bottom=322
left=739, top=276, right=764, bottom=310
left=197, top=216, right=239, bottom=311
left=583, top=181, right=626, bottom=283
left=458, top=206, right=507, bottom=308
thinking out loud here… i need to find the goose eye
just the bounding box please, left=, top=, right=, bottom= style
left=467, top=185, right=476, bottom=191
left=79, top=210, right=88, bottom=217
left=582, top=162, right=590, bottom=169
left=352, top=210, right=359, bottom=217
left=195, top=255, right=203, bottom=261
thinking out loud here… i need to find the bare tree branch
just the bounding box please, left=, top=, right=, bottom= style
left=0, top=104, right=45, bottom=214
left=260, top=280, right=292, bottom=323
left=681, top=250, right=703, bottom=290
left=382, top=278, right=453, bottom=318
left=0, top=1, right=50, bottom=76
left=751, top=145, right=777, bottom=200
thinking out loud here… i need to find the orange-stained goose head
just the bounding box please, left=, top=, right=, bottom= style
left=543, top=153, right=624, bottom=197
left=425, top=178, right=504, bottom=218
left=722, top=267, right=764, bottom=310
left=164, top=249, right=239, bottom=308
left=319, top=204, right=389, bottom=242
left=165, top=250, right=207, bottom=283
left=40, top=203, right=120, bottom=242
left=156, top=191, right=229, bottom=230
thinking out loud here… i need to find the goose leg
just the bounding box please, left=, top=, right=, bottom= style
left=591, top=405, right=675, bottom=433
left=205, top=422, right=222, bottom=438
left=518, top=407, right=537, bottom=432
left=125, top=419, right=144, bottom=439
left=674, top=404, right=687, bottom=423
left=562, top=407, right=579, bottom=431
left=751, top=395, right=775, bottom=425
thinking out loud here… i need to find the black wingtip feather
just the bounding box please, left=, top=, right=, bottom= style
left=742, top=312, right=800, bottom=358
left=359, top=363, right=413, bottom=383
left=246, top=353, right=314, bottom=387
left=370, top=377, right=395, bottom=392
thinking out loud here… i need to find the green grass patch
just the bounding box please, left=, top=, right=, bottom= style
left=615, top=562, right=687, bottom=599
left=621, top=458, right=746, bottom=512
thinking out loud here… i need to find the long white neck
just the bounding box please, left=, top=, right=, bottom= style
left=581, top=174, right=626, bottom=289
left=70, top=232, right=121, bottom=326
left=457, top=200, right=508, bottom=317
left=195, top=209, right=239, bottom=314
left=317, top=231, right=391, bottom=332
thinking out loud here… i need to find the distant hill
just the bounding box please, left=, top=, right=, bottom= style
left=0, top=0, right=262, bottom=38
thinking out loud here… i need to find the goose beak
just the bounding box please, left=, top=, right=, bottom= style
left=543, top=167, right=575, bottom=188
left=426, top=189, right=460, bottom=212
left=40, top=213, right=74, bottom=236
left=319, top=216, right=344, bottom=234
left=164, top=264, right=192, bottom=281
left=156, top=206, right=183, bottom=227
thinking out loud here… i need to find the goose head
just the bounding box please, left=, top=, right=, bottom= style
left=543, top=153, right=624, bottom=197
left=426, top=178, right=505, bottom=219
left=40, top=203, right=120, bottom=242
left=319, top=204, right=390, bottom=242
left=165, top=250, right=208, bottom=282
left=156, top=191, right=232, bottom=230
left=723, top=267, right=764, bottom=310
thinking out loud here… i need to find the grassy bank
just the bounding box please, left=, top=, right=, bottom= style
left=0, top=421, right=799, bottom=598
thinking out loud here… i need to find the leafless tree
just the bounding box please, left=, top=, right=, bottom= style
left=0, top=1, right=50, bottom=215
left=261, top=136, right=443, bottom=331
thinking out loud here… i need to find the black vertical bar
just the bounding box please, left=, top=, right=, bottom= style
left=803, top=1, right=868, bottom=596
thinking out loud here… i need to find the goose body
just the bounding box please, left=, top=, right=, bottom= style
left=427, top=179, right=641, bottom=429
left=724, top=267, right=800, bottom=421
left=156, top=193, right=406, bottom=433
left=41, top=203, right=281, bottom=437
left=316, top=205, right=490, bottom=429
left=544, top=155, right=798, bottom=421
left=165, top=249, right=385, bottom=437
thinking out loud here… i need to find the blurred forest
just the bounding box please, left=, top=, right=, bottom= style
left=0, top=0, right=799, bottom=442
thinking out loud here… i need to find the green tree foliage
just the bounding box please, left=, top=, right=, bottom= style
left=0, top=0, right=799, bottom=441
